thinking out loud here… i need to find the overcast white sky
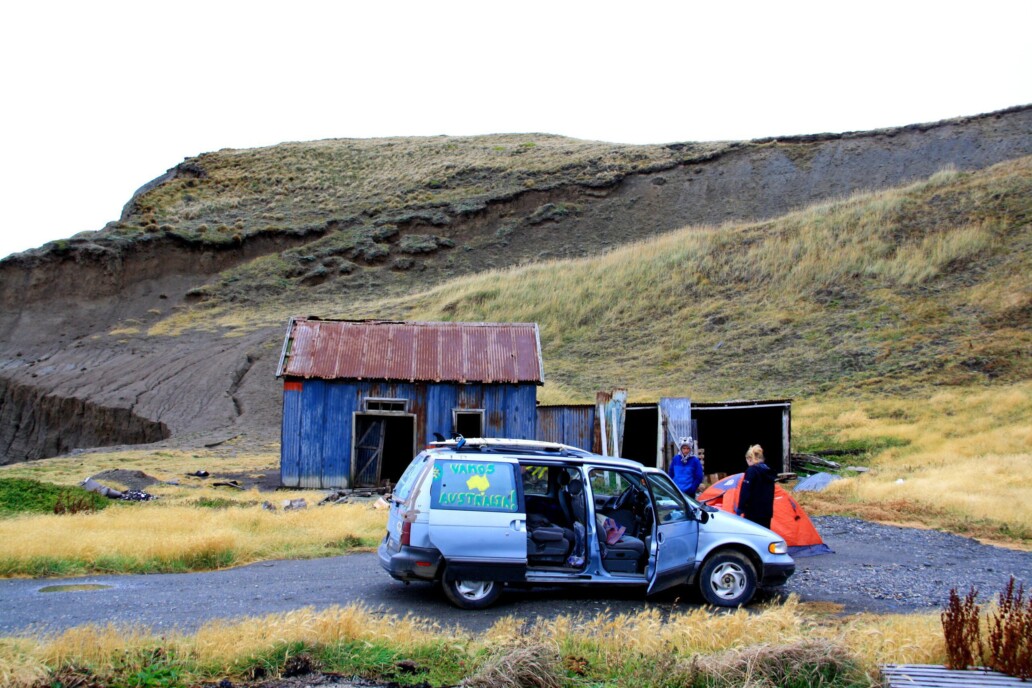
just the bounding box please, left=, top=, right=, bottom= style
left=1, top=0, right=1029, bottom=260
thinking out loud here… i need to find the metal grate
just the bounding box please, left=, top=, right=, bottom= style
left=881, top=664, right=1028, bottom=687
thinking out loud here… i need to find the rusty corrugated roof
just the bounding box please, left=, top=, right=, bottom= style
left=277, top=319, right=544, bottom=384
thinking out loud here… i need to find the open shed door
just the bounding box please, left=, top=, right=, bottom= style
left=692, top=401, right=790, bottom=475
left=596, top=389, right=627, bottom=457
left=659, top=397, right=692, bottom=466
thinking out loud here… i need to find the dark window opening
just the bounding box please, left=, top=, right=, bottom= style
left=693, top=406, right=787, bottom=476
left=364, top=398, right=408, bottom=412
left=454, top=410, right=484, bottom=438
left=622, top=406, right=659, bottom=466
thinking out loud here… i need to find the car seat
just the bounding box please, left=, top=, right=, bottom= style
left=526, top=513, right=572, bottom=565
left=595, top=513, right=645, bottom=573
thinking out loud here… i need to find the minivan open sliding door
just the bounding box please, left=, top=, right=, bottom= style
left=428, top=456, right=527, bottom=581
left=645, top=471, right=699, bottom=594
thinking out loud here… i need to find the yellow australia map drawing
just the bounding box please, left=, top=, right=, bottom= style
left=466, top=475, right=491, bottom=493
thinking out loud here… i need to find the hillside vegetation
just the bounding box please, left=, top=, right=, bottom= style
left=294, top=156, right=1032, bottom=402
left=123, top=134, right=727, bottom=237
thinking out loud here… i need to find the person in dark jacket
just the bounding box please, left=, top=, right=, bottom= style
left=736, top=444, right=775, bottom=529
left=669, top=437, right=704, bottom=497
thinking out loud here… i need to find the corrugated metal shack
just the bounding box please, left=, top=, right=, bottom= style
left=538, top=395, right=791, bottom=476
left=277, top=319, right=544, bottom=489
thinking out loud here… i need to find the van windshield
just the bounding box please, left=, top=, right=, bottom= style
left=393, top=452, right=429, bottom=502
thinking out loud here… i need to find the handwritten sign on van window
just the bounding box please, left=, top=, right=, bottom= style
left=432, top=461, right=518, bottom=513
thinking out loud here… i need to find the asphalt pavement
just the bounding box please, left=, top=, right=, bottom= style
left=3, top=517, right=1030, bottom=636
left=0, top=553, right=675, bottom=636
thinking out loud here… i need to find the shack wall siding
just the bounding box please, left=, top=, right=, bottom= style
left=280, top=378, right=537, bottom=488
left=299, top=381, right=326, bottom=488
left=280, top=386, right=302, bottom=486
left=537, top=406, right=596, bottom=451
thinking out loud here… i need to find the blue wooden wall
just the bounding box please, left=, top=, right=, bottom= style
left=281, top=379, right=538, bottom=488
left=537, top=405, right=596, bottom=452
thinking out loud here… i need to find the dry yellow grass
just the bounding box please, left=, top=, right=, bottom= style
left=795, top=381, right=1032, bottom=541
left=0, top=498, right=384, bottom=575
left=0, top=447, right=388, bottom=575
left=0, top=597, right=949, bottom=687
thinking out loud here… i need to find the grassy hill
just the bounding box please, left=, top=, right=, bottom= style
left=162, top=156, right=1031, bottom=404
left=401, top=157, right=1031, bottom=400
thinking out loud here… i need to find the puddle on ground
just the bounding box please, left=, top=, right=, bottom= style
left=39, top=584, right=112, bottom=593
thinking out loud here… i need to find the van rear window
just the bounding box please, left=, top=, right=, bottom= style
left=393, top=453, right=429, bottom=502
left=430, top=460, right=519, bottom=512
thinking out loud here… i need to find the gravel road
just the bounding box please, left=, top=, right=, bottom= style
left=1, top=517, right=1029, bottom=637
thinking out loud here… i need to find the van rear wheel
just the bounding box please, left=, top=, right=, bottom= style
left=442, top=577, right=502, bottom=609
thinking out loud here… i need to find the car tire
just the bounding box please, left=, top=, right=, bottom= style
left=698, top=550, right=757, bottom=607
left=441, top=575, right=502, bottom=610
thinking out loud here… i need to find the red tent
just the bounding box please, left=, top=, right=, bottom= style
left=698, top=473, right=832, bottom=557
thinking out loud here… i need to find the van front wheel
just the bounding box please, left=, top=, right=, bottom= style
left=442, top=577, right=502, bottom=609
left=698, top=551, right=757, bottom=607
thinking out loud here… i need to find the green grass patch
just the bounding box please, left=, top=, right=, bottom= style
left=794, top=433, right=911, bottom=459
left=0, top=550, right=238, bottom=577
left=192, top=497, right=255, bottom=509
left=0, top=478, right=109, bottom=516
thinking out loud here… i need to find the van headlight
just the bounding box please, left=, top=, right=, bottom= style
left=768, top=541, right=788, bottom=555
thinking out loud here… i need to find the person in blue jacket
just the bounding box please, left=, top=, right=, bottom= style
left=669, top=437, right=703, bottom=497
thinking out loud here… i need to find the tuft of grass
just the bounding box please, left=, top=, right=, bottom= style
left=0, top=478, right=108, bottom=516
left=0, top=447, right=383, bottom=576
left=464, top=642, right=563, bottom=688
left=0, top=499, right=382, bottom=576
left=692, top=638, right=863, bottom=687
left=193, top=497, right=256, bottom=509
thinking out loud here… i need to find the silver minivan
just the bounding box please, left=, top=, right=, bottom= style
left=378, top=438, right=794, bottom=609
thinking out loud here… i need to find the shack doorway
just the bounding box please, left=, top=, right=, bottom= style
left=622, top=406, right=661, bottom=467
left=692, top=402, right=790, bottom=476
left=352, top=413, right=416, bottom=488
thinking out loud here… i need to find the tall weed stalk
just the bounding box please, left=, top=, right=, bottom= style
left=986, top=577, right=1032, bottom=679
left=940, top=587, right=982, bottom=669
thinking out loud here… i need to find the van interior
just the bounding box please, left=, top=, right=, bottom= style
left=522, top=464, right=649, bottom=575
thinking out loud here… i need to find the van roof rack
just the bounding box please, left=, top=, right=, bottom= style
left=428, top=437, right=591, bottom=457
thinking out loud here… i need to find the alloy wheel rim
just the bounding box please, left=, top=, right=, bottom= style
left=709, top=562, right=746, bottom=599
left=455, top=580, right=493, bottom=600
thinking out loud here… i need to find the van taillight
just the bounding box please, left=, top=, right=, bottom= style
left=401, top=520, right=412, bottom=547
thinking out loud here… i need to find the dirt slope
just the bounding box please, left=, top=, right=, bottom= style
left=0, top=106, right=1030, bottom=463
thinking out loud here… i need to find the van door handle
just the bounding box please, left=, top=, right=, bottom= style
left=511, top=519, right=525, bottom=532
left=657, top=532, right=664, bottom=543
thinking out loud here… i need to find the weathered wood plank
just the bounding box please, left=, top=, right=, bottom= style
left=882, top=664, right=1029, bottom=687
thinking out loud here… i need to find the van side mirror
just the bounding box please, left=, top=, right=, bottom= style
left=696, top=508, right=710, bottom=524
